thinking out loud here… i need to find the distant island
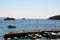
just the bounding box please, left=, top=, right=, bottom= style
left=21, top=18, right=26, bottom=20
left=4, top=17, right=15, bottom=20
left=48, top=15, right=60, bottom=20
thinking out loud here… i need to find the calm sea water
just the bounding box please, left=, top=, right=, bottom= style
left=0, top=19, right=60, bottom=40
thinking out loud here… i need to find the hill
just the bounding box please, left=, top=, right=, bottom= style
left=48, top=15, right=60, bottom=20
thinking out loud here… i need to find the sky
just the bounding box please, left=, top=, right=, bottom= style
left=0, top=0, right=60, bottom=19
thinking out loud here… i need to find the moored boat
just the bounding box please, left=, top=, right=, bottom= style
left=42, top=32, right=59, bottom=39
left=8, top=25, right=16, bottom=28
left=49, top=32, right=58, bottom=39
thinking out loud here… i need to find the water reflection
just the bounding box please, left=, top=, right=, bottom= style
left=35, top=39, right=41, bottom=40
left=50, top=39, right=60, bottom=40
left=4, top=38, right=60, bottom=40
left=18, top=39, right=41, bottom=40
left=31, top=38, right=60, bottom=40
left=4, top=37, right=60, bottom=40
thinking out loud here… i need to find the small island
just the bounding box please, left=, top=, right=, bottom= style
left=48, top=15, right=60, bottom=20
left=4, top=17, right=15, bottom=20
left=21, top=18, right=26, bottom=20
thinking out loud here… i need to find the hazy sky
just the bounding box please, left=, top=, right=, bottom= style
left=0, top=0, right=60, bottom=19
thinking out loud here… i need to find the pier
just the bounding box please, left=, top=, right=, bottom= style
left=4, top=30, right=60, bottom=40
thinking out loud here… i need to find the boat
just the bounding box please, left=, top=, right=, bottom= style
left=57, top=32, right=60, bottom=38
left=42, top=32, right=59, bottom=39
left=41, top=32, right=49, bottom=38
left=8, top=25, right=16, bottom=28
left=28, top=33, right=42, bottom=39
left=35, top=34, right=42, bottom=38
left=49, top=32, right=58, bottom=39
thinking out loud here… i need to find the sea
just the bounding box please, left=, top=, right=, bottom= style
left=0, top=19, right=60, bottom=40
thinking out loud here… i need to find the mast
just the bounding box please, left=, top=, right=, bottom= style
left=36, top=19, right=39, bottom=30
left=55, top=20, right=56, bottom=31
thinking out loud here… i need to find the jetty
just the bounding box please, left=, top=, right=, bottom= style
left=6, top=30, right=60, bottom=34
left=4, top=30, right=60, bottom=40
